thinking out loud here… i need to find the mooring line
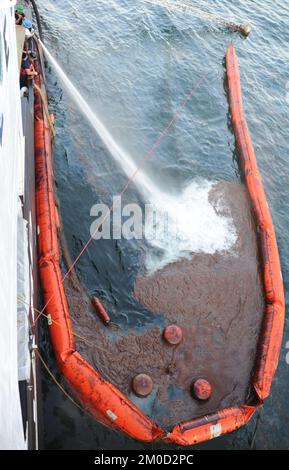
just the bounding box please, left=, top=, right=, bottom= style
left=35, top=348, right=85, bottom=412
left=35, top=347, right=131, bottom=435
left=18, top=295, right=140, bottom=357
left=18, top=296, right=107, bottom=352
left=144, top=0, right=251, bottom=36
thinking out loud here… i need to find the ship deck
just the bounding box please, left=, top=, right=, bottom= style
left=16, top=25, right=26, bottom=71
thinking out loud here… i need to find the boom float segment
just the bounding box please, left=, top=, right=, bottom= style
left=226, top=42, right=285, bottom=401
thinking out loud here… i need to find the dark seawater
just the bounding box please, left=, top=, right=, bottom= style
left=37, top=0, right=289, bottom=449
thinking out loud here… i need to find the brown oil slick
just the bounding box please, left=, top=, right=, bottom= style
left=65, top=181, right=265, bottom=430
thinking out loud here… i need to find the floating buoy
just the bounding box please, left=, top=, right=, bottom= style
left=235, top=22, right=252, bottom=37
left=242, top=23, right=252, bottom=36
left=91, top=297, right=110, bottom=325
left=163, top=324, right=183, bottom=345
left=132, top=374, right=153, bottom=397
left=192, top=379, right=212, bottom=401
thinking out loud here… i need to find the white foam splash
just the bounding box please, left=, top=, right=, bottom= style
left=145, top=180, right=237, bottom=273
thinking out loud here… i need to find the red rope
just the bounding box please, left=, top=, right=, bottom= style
left=34, top=75, right=206, bottom=325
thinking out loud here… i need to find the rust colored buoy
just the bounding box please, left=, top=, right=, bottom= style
left=163, top=324, right=183, bottom=345
left=239, top=22, right=252, bottom=37
left=192, top=378, right=212, bottom=401
left=91, top=297, right=110, bottom=325
left=132, top=374, right=153, bottom=397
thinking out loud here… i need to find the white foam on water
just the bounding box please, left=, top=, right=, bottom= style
left=144, top=180, right=237, bottom=273
left=41, top=42, right=237, bottom=272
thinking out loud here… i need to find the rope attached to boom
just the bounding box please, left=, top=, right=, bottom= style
left=144, top=0, right=252, bottom=37
left=33, top=82, right=55, bottom=138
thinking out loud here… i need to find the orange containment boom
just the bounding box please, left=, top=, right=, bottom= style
left=226, top=42, right=285, bottom=401
left=34, top=41, right=284, bottom=446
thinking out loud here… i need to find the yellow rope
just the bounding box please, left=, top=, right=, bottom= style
left=34, top=82, right=56, bottom=138
left=35, top=348, right=85, bottom=413
left=20, top=300, right=112, bottom=423
left=35, top=348, right=120, bottom=434
left=17, top=296, right=107, bottom=352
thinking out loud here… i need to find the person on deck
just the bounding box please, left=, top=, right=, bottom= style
left=15, top=5, right=25, bottom=25
left=15, top=11, right=25, bottom=25
left=20, top=52, right=38, bottom=90
left=23, top=19, right=33, bottom=32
